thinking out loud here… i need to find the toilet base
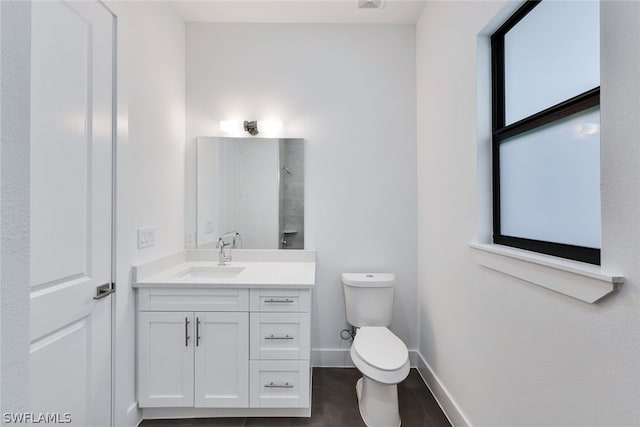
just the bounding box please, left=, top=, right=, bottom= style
left=355, top=376, right=401, bottom=427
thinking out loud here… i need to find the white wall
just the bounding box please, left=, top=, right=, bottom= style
left=416, top=1, right=640, bottom=426
left=105, top=2, right=185, bottom=426
left=186, top=23, right=418, bottom=363
left=0, top=0, right=31, bottom=415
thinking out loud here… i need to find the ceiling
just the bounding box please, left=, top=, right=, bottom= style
left=169, top=0, right=427, bottom=24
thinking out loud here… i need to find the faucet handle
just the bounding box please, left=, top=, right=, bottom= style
left=216, top=237, right=232, bottom=248
left=232, top=232, right=242, bottom=249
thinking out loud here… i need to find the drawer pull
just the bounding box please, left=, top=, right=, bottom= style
left=265, top=334, right=294, bottom=340
left=185, top=317, right=190, bottom=347
left=196, top=317, right=201, bottom=347
left=264, top=298, right=294, bottom=303
left=265, top=382, right=294, bottom=389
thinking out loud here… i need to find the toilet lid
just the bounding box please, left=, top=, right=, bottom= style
left=352, top=327, right=408, bottom=371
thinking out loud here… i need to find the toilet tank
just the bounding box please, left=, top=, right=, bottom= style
left=342, top=273, right=395, bottom=327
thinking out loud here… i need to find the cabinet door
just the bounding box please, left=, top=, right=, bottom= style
left=194, top=312, right=249, bottom=407
left=138, top=312, right=194, bottom=407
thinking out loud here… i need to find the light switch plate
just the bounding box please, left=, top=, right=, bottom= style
left=138, top=228, right=155, bottom=249
left=206, top=220, right=214, bottom=234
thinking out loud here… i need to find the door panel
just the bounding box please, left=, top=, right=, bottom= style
left=195, top=312, right=249, bottom=408
left=29, top=1, right=114, bottom=425
left=30, top=319, right=90, bottom=425
left=30, top=1, right=90, bottom=287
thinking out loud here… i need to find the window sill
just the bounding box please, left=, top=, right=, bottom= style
left=469, top=243, right=624, bottom=303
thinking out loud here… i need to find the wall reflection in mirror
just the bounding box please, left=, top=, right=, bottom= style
left=196, top=137, right=304, bottom=249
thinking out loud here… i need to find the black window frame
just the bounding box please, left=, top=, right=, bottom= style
left=491, top=0, right=601, bottom=265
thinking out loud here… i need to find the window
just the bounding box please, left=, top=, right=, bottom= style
left=491, top=0, right=601, bottom=265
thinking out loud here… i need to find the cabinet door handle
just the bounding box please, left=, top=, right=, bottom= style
left=185, top=317, right=190, bottom=347
left=264, top=382, right=294, bottom=389
left=264, top=334, right=294, bottom=340
left=196, top=317, right=201, bottom=347
left=264, top=298, right=294, bottom=303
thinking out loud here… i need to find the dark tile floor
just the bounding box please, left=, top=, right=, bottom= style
left=140, top=368, right=451, bottom=427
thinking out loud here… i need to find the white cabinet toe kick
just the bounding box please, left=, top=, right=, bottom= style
left=136, top=286, right=312, bottom=419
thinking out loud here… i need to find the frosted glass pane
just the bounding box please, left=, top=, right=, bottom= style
left=500, top=108, right=600, bottom=248
left=504, top=0, right=599, bottom=124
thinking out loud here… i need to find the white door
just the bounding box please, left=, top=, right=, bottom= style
left=138, top=312, right=195, bottom=408
left=29, top=1, right=114, bottom=426
left=195, top=312, right=249, bottom=408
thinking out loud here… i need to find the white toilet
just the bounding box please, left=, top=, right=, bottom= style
left=342, top=273, right=410, bottom=427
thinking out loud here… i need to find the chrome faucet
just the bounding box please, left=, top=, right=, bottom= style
left=216, top=237, right=232, bottom=266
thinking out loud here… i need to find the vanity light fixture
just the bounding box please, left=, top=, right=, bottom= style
left=244, top=120, right=259, bottom=135
left=219, top=120, right=283, bottom=136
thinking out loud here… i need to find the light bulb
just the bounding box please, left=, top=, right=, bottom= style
left=219, top=120, right=244, bottom=134
left=257, top=120, right=283, bottom=136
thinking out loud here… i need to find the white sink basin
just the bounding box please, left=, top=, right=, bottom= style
left=174, top=265, right=245, bottom=279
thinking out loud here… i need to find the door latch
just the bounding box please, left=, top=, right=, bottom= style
left=94, top=282, right=115, bottom=300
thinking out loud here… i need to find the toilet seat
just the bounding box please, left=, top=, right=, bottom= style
left=351, top=327, right=410, bottom=385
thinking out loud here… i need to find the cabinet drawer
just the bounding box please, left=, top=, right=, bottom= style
left=250, top=312, right=310, bottom=360
left=249, top=360, right=310, bottom=408
left=249, top=289, right=310, bottom=312
left=139, top=288, right=249, bottom=312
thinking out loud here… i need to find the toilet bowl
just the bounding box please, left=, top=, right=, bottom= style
left=351, top=327, right=410, bottom=427
left=342, top=273, right=409, bottom=427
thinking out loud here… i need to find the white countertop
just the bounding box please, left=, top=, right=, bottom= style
left=132, top=250, right=316, bottom=289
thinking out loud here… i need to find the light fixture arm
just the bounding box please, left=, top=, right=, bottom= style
left=220, top=119, right=282, bottom=136
left=244, top=120, right=259, bottom=135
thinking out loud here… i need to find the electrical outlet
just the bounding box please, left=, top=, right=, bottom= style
left=206, top=220, right=214, bottom=234
left=138, top=228, right=155, bottom=249
left=186, top=234, right=194, bottom=246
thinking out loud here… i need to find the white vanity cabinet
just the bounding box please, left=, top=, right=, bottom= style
left=133, top=250, right=315, bottom=419
left=137, top=289, right=310, bottom=411
left=137, top=295, right=249, bottom=408
left=136, top=286, right=312, bottom=416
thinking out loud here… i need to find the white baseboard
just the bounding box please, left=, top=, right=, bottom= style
left=415, top=352, right=472, bottom=427
left=311, top=348, right=420, bottom=368
left=311, top=349, right=354, bottom=367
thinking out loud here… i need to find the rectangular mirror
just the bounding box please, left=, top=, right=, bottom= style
left=196, top=137, right=304, bottom=249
